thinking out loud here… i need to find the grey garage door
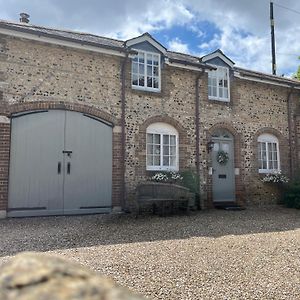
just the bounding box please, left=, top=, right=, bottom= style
left=8, top=110, right=112, bottom=217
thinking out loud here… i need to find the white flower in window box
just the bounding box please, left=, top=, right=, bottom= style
left=261, top=171, right=289, bottom=184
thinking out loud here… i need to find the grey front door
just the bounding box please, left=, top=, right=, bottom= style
left=8, top=110, right=112, bottom=217
left=211, top=130, right=235, bottom=202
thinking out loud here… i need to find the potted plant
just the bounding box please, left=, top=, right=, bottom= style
left=261, top=171, right=289, bottom=204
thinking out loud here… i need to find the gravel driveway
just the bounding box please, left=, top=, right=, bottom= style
left=0, top=207, right=299, bottom=299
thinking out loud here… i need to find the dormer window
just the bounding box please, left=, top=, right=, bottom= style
left=132, top=50, right=161, bottom=92
left=208, top=66, right=230, bottom=102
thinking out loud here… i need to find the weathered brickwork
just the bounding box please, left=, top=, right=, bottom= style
left=0, top=33, right=299, bottom=214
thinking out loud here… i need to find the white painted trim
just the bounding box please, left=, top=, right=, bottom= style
left=126, top=35, right=166, bottom=54
left=165, top=60, right=203, bottom=72
left=235, top=73, right=300, bottom=89
left=208, top=96, right=230, bottom=102
left=0, top=116, right=10, bottom=124
left=146, top=123, right=179, bottom=171
left=0, top=28, right=126, bottom=57
left=202, top=52, right=234, bottom=68
left=131, top=49, right=161, bottom=92
left=258, top=134, right=280, bottom=173
left=208, top=66, right=230, bottom=101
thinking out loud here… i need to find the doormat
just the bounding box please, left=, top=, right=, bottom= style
left=224, top=206, right=246, bottom=211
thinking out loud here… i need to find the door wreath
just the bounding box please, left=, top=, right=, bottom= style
left=216, top=150, right=229, bottom=165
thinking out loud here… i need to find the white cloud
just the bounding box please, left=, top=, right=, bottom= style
left=0, top=0, right=299, bottom=75
left=168, top=37, right=190, bottom=53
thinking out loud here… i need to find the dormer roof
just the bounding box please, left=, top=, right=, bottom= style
left=125, top=32, right=167, bottom=54
left=201, top=49, right=235, bottom=68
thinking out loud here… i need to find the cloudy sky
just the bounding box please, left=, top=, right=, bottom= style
left=0, top=0, right=299, bottom=76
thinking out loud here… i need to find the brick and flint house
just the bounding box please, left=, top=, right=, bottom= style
left=0, top=19, right=299, bottom=217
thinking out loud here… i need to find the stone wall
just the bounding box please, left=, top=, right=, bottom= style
left=199, top=76, right=296, bottom=206
left=0, top=33, right=299, bottom=212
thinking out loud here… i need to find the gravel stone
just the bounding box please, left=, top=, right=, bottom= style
left=0, top=207, right=299, bottom=300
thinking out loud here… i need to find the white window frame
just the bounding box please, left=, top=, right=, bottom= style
left=208, top=66, right=230, bottom=102
left=258, top=133, right=280, bottom=173
left=146, top=123, right=179, bottom=171
left=131, top=50, right=161, bottom=92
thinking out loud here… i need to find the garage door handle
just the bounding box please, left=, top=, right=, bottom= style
left=57, top=162, right=61, bottom=174
left=67, top=162, right=71, bottom=174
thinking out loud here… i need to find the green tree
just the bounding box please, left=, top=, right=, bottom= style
left=296, top=56, right=300, bottom=80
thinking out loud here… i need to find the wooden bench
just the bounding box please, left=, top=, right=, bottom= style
left=136, top=182, right=194, bottom=216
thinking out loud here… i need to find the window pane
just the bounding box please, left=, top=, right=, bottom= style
left=153, top=66, right=159, bottom=76
left=153, top=55, right=159, bottom=65
left=147, top=53, right=153, bottom=64
left=170, top=135, right=176, bottom=145
left=154, top=156, right=160, bottom=166
left=170, top=146, right=176, bottom=155
left=147, top=66, right=152, bottom=76
left=154, top=134, right=160, bottom=144
left=147, top=77, right=152, bottom=88
left=138, top=76, right=144, bottom=86
left=163, top=156, right=169, bottom=166
left=153, top=77, right=159, bottom=88
left=147, top=133, right=153, bottom=143
left=139, top=63, right=144, bottom=74
left=147, top=155, right=153, bottom=166
left=212, top=86, right=217, bottom=97
left=154, top=145, right=160, bottom=155
left=132, top=75, right=138, bottom=86
left=147, top=145, right=153, bottom=155
left=163, top=146, right=169, bottom=155
left=219, top=87, right=223, bottom=98
left=170, top=156, right=176, bottom=167
left=132, top=63, right=138, bottom=74
left=208, top=86, right=212, bottom=96
left=224, top=88, right=228, bottom=98
left=133, top=55, right=138, bottom=62
left=138, top=52, right=144, bottom=63
left=163, top=135, right=169, bottom=145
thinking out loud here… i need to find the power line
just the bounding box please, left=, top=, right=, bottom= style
left=273, top=3, right=300, bottom=15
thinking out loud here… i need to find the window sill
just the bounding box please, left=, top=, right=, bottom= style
left=259, top=169, right=280, bottom=174
left=132, top=85, right=161, bottom=93
left=208, top=96, right=230, bottom=102
left=146, top=166, right=179, bottom=172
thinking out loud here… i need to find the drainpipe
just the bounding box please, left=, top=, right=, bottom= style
left=287, top=86, right=295, bottom=177
left=120, top=52, right=129, bottom=211
left=195, top=70, right=204, bottom=209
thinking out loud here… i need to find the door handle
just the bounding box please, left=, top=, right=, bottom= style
left=63, top=150, right=72, bottom=157
left=57, top=162, right=61, bottom=174
left=67, top=162, right=71, bottom=174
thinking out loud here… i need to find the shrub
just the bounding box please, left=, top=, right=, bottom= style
left=283, top=181, right=300, bottom=209
left=180, top=169, right=200, bottom=209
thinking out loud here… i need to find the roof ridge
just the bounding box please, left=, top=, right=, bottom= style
left=235, top=66, right=300, bottom=82
left=0, top=19, right=124, bottom=43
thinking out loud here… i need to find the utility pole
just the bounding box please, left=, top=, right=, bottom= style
left=270, top=1, right=276, bottom=75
